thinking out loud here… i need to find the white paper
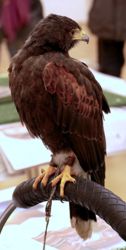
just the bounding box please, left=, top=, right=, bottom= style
left=0, top=124, right=51, bottom=173
left=91, top=68, right=126, bottom=96
left=104, top=107, right=126, bottom=155
left=0, top=201, right=125, bottom=250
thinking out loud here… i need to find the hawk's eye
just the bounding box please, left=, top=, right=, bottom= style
left=70, top=30, right=75, bottom=36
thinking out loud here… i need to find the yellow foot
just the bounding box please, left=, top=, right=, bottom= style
left=51, top=165, right=76, bottom=197
left=33, top=165, right=56, bottom=189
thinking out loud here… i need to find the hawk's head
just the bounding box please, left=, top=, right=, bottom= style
left=24, top=14, right=89, bottom=53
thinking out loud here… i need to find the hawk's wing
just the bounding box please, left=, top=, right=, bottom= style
left=43, top=58, right=110, bottom=185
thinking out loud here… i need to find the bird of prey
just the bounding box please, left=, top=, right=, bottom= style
left=9, top=14, right=110, bottom=240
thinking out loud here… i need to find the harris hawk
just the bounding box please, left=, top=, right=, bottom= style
left=9, top=14, right=110, bottom=240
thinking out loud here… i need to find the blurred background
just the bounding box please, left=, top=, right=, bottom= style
left=0, top=0, right=126, bottom=202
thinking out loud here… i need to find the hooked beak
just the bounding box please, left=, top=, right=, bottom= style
left=73, top=29, right=89, bottom=44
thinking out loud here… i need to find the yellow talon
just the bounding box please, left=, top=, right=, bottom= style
left=33, top=164, right=76, bottom=197
left=51, top=165, right=76, bottom=197
left=33, top=165, right=56, bottom=189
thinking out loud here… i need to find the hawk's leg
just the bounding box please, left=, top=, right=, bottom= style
left=33, top=165, right=57, bottom=189
left=33, top=151, right=77, bottom=197
left=32, top=164, right=76, bottom=197
left=51, top=165, right=76, bottom=197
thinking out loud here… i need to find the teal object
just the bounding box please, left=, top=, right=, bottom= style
left=104, top=91, right=126, bottom=107
left=0, top=76, right=19, bottom=124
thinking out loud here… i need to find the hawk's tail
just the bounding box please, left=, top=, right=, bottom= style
left=69, top=202, right=96, bottom=239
